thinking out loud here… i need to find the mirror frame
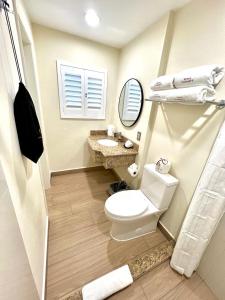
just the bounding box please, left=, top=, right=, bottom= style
left=118, top=78, right=144, bottom=127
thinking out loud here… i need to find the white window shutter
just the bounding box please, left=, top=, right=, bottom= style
left=57, top=61, right=107, bottom=119
left=122, top=79, right=142, bottom=121
left=58, top=64, right=85, bottom=118
left=84, top=70, right=106, bottom=119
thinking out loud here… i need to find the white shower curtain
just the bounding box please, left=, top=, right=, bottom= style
left=170, top=119, right=225, bottom=277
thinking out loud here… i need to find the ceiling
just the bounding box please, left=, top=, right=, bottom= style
left=23, top=0, right=190, bottom=48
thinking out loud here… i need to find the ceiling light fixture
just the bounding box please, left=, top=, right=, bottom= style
left=85, top=9, right=100, bottom=27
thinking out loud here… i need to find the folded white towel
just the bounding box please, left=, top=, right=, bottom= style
left=150, top=75, right=174, bottom=91
left=148, top=86, right=216, bottom=103
left=174, top=64, right=224, bottom=89
left=82, top=265, right=133, bottom=300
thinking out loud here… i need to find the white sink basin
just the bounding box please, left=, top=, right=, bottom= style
left=98, top=139, right=118, bottom=147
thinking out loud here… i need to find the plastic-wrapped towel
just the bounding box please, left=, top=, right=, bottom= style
left=82, top=265, right=133, bottom=300
left=170, top=120, right=225, bottom=278
left=174, top=64, right=224, bottom=89
left=148, top=86, right=216, bottom=103
left=150, top=75, right=174, bottom=91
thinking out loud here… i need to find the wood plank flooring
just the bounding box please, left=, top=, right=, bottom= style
left=46, top=167, right=217, bottom=300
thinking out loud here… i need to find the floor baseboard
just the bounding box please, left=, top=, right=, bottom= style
left=41, top=216, right=49, bottom=300
left=158, top=220, right=176, bottom=241
left=51, top=166, right=104, bottom=177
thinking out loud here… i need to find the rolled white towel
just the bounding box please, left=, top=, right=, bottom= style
left=82, top=265, right=133, bottom=300
left=150, top=74, right=174, bottom=91
left=148, top=86, right=216, bottom=104
left=174, top=64, right=224, bottom=88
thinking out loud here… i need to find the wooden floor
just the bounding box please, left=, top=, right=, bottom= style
left=46, top=168, right=217, bottom=300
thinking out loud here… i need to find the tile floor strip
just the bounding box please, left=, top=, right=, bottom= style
left=128, top=240, right=174, bottom=280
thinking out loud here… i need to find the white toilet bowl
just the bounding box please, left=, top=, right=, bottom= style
left=104, top=164, right=178, bottom=241
left=105, top=190, right=162, bottom=241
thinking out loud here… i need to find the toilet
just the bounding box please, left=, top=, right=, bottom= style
left=104, top=164, right=178, bottom=241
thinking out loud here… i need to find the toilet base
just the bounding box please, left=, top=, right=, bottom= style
left=109, top=215, right=160, bottom=241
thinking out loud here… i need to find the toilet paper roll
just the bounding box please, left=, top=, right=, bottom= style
left=128, top=163, right=138, bottom=177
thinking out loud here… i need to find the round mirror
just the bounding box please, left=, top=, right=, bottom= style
left=118, top=78, right=144, bottom=127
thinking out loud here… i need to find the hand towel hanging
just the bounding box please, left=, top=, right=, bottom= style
left=14, top=82, right=44, bottom=163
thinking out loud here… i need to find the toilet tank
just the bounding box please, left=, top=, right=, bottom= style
left=140, top=164, right=179, bottom=211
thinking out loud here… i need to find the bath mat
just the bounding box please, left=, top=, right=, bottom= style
left=58, top=240, right=174, bottom=300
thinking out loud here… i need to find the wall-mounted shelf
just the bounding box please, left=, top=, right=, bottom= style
left=145, top=99, right=225, bottom=109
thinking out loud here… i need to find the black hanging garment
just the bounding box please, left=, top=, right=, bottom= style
left=14, top=82, right=44, bottom=163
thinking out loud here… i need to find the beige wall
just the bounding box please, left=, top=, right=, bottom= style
left=0, top=163, right=39, bottom=300
left=33, top=24, right=119, bottom=172
left=17, top=0, right=51, bottom=189
left=112, top=13, right=172, bottom=186
left=0, top=0, right=48, bottom=297
left=146, top=0, right=225, bottom=239
left=198, top=214, right=225, bottom=300
left=163, top=0, right=225, bottom=298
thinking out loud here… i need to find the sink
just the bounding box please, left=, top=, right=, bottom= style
left=98, top=139, right=118, bottom=147
left=88, top=131, right=138, bottom=169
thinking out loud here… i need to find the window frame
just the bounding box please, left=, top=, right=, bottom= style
left=57, top=60, right=107, bottom=120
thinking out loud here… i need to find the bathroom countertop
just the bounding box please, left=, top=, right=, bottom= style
left=88, top=133, right=138, bottom=157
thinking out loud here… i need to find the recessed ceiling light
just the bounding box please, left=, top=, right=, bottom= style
left=85, top=9, right=100, bottom=27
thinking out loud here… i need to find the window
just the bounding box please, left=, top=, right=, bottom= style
left=57, top=61, right=107, bottom=119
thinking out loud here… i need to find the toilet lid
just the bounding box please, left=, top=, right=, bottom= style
left=105, top=190, right=149, bottom=218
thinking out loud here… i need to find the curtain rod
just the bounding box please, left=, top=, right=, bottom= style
left=145, top=99, right=225, bottom=109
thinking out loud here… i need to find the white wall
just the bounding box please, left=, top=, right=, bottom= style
left=198, top=214, right=225, bottom=300
left=112, top=13, right=173, bottom=187
left=16, top=0, right=51, bottom=189
left=32, top=24, right=119, bottom=172
left=146, top=0, right=225, bottom=239
left=0, top=0, right=48, bottom=297
left=0, top=163, right=39, bottom=300
left=143, top=0, right=225, bottom=298
left=163, top=1, right=225, bottom=298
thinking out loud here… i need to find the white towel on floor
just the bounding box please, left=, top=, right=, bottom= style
left=174, top=64, right=224, bottom=88
left=150, top=75, right=174, bottom=91
left=148, top=86, right=216, bottom=103
left=82, top=265, right=133, bottom=300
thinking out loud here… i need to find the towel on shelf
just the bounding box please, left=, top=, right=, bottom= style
left=174, top=64, right=224, bottom=89
left=82, top=265, right=133, bottom=300
left=150, top=74, right=174, bottom=91
left=148, top=86, right=216, bottom=103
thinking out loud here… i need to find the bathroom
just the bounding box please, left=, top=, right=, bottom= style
left=0, top=0, right=225, bottom=299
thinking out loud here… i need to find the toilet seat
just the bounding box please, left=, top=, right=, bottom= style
left=105, top=190, right=158, bottom=220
